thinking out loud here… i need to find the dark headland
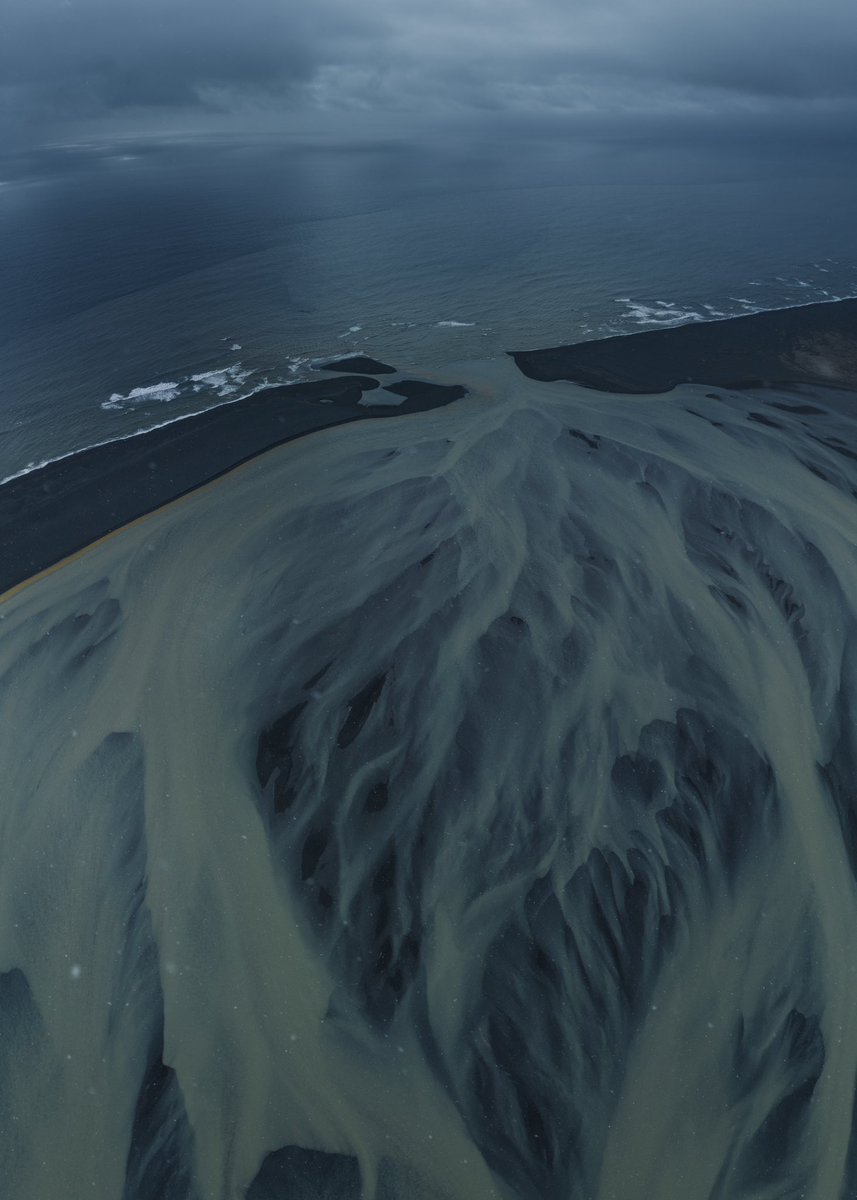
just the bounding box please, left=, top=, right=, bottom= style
left=511, top=297, right=857, bottom=393
left=2, top=297, right=856, bottom=597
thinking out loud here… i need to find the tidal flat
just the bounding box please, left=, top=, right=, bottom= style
left=2, top=304, right=857, bottom=1199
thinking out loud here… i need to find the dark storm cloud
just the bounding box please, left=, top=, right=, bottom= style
left=1, top=0, right=856, bottom=143
left=1, top=0, right=338, bottom=114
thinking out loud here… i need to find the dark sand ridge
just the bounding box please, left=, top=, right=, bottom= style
left=512, top=296, right=857, bottom=393
left=0, top=373, right=465, bottom=597
left=1, top=298, right=855, bottom=599
left=320, top=356, right=397, bottom=375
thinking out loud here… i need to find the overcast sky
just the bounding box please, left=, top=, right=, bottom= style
left=3, top=0, right=857, bottom=149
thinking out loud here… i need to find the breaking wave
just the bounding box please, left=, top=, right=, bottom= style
left=611, top=261, right=857, bottom=335
left=103, top=362, right=255, bottom=412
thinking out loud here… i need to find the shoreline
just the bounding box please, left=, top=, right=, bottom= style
left=511, top=296, right=857, bottom=393
left=0, top=372, right=465, bottom=596
left=2, top=297, right=856, bottom=597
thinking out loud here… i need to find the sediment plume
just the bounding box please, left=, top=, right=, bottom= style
left=2, top=345, right=857, bottom=1198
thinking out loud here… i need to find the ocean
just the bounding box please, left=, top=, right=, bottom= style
left=2, top=134, right=857, bottom=480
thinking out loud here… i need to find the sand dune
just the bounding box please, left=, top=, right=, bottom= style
left=2, top=355, right=857, bottom=1199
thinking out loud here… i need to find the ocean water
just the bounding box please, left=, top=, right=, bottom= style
left=2, top=135, right=857, bottom=479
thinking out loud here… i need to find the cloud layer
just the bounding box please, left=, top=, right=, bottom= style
left=2, top=0, right=856, bottom=145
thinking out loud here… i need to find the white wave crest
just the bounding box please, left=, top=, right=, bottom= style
left=103, top=381, right=181, bottom=410
left=102, top=363, right=255, bottom=412
left=614, top=299, right=706, bottom=328
left=190, top=364, right=254, bottom=398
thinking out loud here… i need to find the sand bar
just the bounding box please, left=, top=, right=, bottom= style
left=511, top=297, right=857, bottom=393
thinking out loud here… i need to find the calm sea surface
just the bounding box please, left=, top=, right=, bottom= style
left=2, top=136, right=857, bottom=479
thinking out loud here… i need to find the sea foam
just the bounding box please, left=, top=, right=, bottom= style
left=104, top=363, right=254, bottom=412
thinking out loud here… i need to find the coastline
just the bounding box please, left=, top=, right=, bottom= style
left=2, top=297, right=856, bottom=598
left=511, top=296, right=857, bottom=393
left=0, top=372, right=465, bottom=596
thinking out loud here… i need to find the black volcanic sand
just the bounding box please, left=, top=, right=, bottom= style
left=381, top=380, right=468, bottom=404
left=320, top=356, right=397, bottom=375
left=0, top=374, right=465, bottom=595
left=511, top=297, right=857, bottom=393
left=3, top=298, right=855, bottom=599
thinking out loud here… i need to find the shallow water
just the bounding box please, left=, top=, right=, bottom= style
left=2, top=358, right=857, bottom=1198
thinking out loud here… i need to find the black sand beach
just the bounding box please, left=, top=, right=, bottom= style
left=0, top=373, right=465, bottom=595
left=512, top=297, right=857, bottom=393
left=2, top=299, right=855, bottom=598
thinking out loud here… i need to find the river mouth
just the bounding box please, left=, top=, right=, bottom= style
left=2, top=304, right=857, bottom=1199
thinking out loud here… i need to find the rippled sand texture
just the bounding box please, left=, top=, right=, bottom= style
left=3, top=358, right=857, bottom=1200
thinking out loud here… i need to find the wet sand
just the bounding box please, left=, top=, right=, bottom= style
left=2, top=305, right=857, bottom=1199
